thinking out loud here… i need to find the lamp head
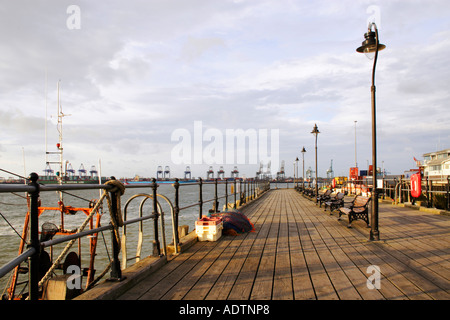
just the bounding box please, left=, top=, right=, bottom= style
left=311, top=123, right=320, bottom=135
left=356, top=25, right=386, bottom=59
left=301, top=147, right=306, bottom=153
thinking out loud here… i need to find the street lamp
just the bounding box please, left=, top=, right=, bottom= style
left=301, top=147, right=306, bottom=192
left=293, top=161, right=296, bottom=188
left=295, top=157, right=299, bottom=188
left=311, top=124, right=320, bottom=201
left=356, top=22, right=386, bottom=241
left=354, top=120, right=358, bottom=168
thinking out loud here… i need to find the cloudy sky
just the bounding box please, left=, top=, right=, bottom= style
left=1, top=0, right=449, bottom=180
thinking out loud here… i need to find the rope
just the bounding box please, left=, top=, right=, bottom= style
left=37, top=192, right=107, bottom=288
left=105, top=179, right=125, bottom=228
left=37, top=179, right=126, bottom=288
left=104, top=179, right=125, bottom=249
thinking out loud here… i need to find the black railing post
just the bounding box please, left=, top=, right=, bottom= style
left=198, top=178, right=203, bottom=218
left=234, top=179, right=237, bottom=209
left=399, top=177, right=402, bottom=203
left=109, top=181, right=123, bottom=281
left=225, top=179, right=228, bottom=210
left=27, top=172, right=40, bottom=301
left=152, top=178, right=161, bottom=256
left=240, top=179, right=243, bottom=204
left=430, top=179, right=433, bottom=208
left=174, top=178, right=180, bottom=243
left=214, top=178, right=218, bottom=213
left=246, top=180, right=249, bottom=202
left=393, top=178, right=397, bottom=200
left=447, top=176, right=450, bottom=212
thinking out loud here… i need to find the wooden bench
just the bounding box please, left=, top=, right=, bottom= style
left=324, top=192, right=345, bottom=213
left=338, top=195, right=371, bottom=228
left=317, top=189, right=332, bottom=207
left=303, top=188, right=315, bottom=199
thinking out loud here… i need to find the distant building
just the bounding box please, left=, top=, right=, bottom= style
left=422, top=148, right=450, bottom=182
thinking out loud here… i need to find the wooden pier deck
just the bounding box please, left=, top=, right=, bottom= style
left=114, top=189, right=449, bottom=300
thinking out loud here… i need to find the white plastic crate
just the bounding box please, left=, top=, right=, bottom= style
left=195, top=220, right=223, bottom=241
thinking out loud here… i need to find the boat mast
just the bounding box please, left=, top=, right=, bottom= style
left=45, top=81, right=69, bottom=202
left=57, top=81, right=63, bottom=186
left=45, top=70, right=48, bottom=165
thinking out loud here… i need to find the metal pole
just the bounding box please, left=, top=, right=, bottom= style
left=447, top=176, right=450, bottom=211
left=173, top=178, right=180, bottom=243
left=225, top=179, right=228, bottom=209
left=214, top=178, right=218, bottom=213
left=109, top=187, right=123, bottom=280
left=355, top=120, right=358, bottom=168
left=370, top=26, right=380, bottom=241
left=152, top=178, right=161, bottom=256
left=315, top=134, right=318, bottom=199
left=198, top=178, right=203, bottom=218
left=234, top=179, right=237, bottom=209
left=252, top=179, right=254, bottom=199
left=302, top=152, right=305, bottom=192
left=28, top=173, right=40, bottom=300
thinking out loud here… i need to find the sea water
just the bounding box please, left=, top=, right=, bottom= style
left=0, top=182, right=225, bottom=296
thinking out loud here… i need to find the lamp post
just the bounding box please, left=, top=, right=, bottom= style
left=354, top=120, right=358, bottom=168
left=301, top=147, right=306, bottom=192
left=295, top=157, right=299, bottom=188
left=311, top=124, right=320, bottom=200
left=293, top=161, right=296, bottom=188
left=356, top=22, right=386, bottom=241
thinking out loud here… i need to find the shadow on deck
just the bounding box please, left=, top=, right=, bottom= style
left=76, top=189, right=450, bottom=301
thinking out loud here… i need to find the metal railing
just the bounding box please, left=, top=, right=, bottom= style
left=306, top=176, right=450, bottom=211
left=0, top=173, right=270, bottom=300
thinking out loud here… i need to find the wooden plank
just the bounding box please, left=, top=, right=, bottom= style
left=227, top=192, right=277, bottom=300
left=291, top=192, right=339, bottom=300
left=299, top=192, right=364, bottom=300
left=186, top=197, right=270, bottom=300
left=249, top=192, right=280, bottom=299
left=285, top=195, right=316, bottom=300
left=345, top=203, right=449, bottom=300
left=297, top=192, right=384, bottom=300
left=183, top=236, right=239, bottom=300
left=296, top=191, right=408, bottom=300
left=160, top=237, right=232, bottom=300
left=136, top=241, right=218, bottom=299
left=272, top=191, right=294, bottom=300
left=378, top=223, right=450, bottom=285
left=118, top=241, right=209, bottom=300
left=330, top=219, right=410, bottom=300
left=205, top=192, right=272, bottom=300
left=113, top=188, right=449, bottom=301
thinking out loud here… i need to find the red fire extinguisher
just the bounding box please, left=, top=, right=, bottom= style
left=410, top=173, right=421, bottom=198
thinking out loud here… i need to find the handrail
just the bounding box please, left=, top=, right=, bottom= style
left=0, top=173, right=270, bottom=300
